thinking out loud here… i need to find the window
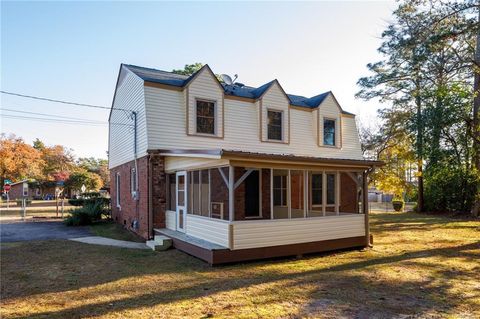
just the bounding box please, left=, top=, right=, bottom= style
left=326, top=173, right=336, bottom=205
left=196, top=100, right=215, bottom=135
left=310, top=173, right=323, bottom=206
left=167, top=174, right=176, bottom=211
left=130, top=168, right=137, bottom=198
left=323, top=119, right=336, bottom=146
left=267, top=110, right=282, bottom=141
left=115, top=173, right=121, bottom=208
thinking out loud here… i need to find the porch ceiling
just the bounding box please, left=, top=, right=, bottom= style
left=152, top=148, right=383, bottom=169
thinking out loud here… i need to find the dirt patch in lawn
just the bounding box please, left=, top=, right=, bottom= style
left=1, top=211, right=479, bottom=318
left=89, top=221, right=145, bottom=243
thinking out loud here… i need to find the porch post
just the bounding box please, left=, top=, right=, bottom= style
left=228, top=165, right=234, bottom=221
left=362, top=170, right=370, bottom=246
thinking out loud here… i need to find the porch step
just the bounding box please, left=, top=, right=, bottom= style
left=146, top=235, right=173, bottom=251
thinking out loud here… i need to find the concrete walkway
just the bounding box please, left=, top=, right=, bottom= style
left=69, top=236, right=149, bottom=250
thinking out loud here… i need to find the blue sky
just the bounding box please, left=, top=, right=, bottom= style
left=1, top=1, right=394, bottom=159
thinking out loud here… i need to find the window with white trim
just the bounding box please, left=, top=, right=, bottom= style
left=115, top=173, right=121, bottom=208
left=130, top=167, right=137, bottom=198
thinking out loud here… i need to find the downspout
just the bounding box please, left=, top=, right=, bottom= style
left=131, top=111, right=140, bottom=228
left=147, top=154, right=153, bottom=239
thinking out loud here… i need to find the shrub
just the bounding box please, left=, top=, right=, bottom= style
left=424, top=166, right=480, bottom=212
left=65, top=200, right=108, bottom=226
left=68, top=198, right=84, bottom=206
left=68, top=197, right=110, bottom=207
left=392, top=200, right=404, bottom=212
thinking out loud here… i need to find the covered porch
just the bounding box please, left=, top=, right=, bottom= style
left=157, top=149, right=380, bottom=264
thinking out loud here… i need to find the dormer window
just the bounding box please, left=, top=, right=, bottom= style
left=196, top=100, right=216, bottom=135
left=323, top=119, right=336, bottom=146
left=267, top=110, right=283, bottom=141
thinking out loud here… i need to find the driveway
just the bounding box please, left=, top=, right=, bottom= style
left=0, top=220, right=91, bottom=242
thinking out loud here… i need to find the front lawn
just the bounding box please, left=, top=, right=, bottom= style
left=1, top=211, right=479, bottom=318
left=89, top=221, right=145, bottom=243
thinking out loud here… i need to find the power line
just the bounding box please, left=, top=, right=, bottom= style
left=0, top=90, right=132, bottom=112
left=2, top=114, right=132, bottom=127
left=2, top=108, right=107, bottom=123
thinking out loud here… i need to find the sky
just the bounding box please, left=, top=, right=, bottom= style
left=1, top=1, right=395, bottom=159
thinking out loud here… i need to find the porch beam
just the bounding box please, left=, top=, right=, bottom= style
left=234, top=169, right=254, bottom=190
left=228, top=166, right=235, bottom=221
left=218, top=167, right=228, bottom=187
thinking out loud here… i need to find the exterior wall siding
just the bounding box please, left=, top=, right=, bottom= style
left=260, top=82, right=290, bottom=142
left=232, top=214, right=365, bottom=250
left=109, top=67, right=148, bottom=169
left=144, top=81, right=363, bottom=160
left=165, top=210, right=176, bottom=230
left=186, top=215, right=230, bottom=247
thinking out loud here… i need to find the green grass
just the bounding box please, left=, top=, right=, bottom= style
left=1, top=211, right=479, bottom=318
left=89, top=221, right=145, bottom=242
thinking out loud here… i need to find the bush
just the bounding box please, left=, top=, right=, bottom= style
left=68, top=197, right=110, bottom=207
left=65, top=200, right=108, bottom=226
left=424, top=166, right=480, bottom=212
left=392, top=200, right=404, bottom=212
left=65, top=197, right=111, bottom=226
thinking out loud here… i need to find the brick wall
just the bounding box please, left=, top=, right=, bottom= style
left=110, top=155, right=166, bottom=239
left=340, top=172, right=358, bottom=213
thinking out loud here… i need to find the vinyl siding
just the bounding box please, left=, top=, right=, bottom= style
left=187, top=68, right=224, bottom=137
left=145, top=84, right=363, bottom=159
left=166, top=210, right=176, bottom=230
left=186, top=215, right=230, bottom=247
left=232, top=214, right=365, bottom=250
left=261, top=82, right=290, bottom=142
left=108, top=67, right=148, bottom=169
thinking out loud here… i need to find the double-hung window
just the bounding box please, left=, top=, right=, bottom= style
left=323, top=119, right=336, bottom=146
left=196, top=100, right=216, bottom=135
left=267, top=110, right=283, bottom=141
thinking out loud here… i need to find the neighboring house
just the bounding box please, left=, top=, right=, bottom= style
left=108, top=63, right=382, bottom=264
left=8, top=180, right=56, bottom=200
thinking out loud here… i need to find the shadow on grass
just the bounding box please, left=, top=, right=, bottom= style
left=3, top=239, right=479, bottom=319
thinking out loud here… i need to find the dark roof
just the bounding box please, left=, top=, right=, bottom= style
left=123, top=64, right=354, bottom=114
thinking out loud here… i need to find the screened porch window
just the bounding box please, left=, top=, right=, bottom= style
left=267, top=110, right=282, bottom=141
left=323, top=119, right=336, bottom=146
left=272, top=169, right=288, bottom=219
left=196, top=100, right=215, bottom=135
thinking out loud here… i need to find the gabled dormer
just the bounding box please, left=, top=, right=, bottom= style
left=257, top=80, right=290, bottom=144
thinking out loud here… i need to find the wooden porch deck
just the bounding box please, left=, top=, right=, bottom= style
left=155, top=228, right=369, bottom=265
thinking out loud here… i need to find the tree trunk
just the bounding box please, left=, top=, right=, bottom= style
left=415, top=73, right=424, bottom=213
left=472, top=7, right=480, bottom=217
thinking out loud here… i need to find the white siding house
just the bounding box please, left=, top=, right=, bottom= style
left=108, top=63, right=381, bottom=264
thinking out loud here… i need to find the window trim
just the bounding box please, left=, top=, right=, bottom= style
left=266, top=108, right=284, bottom=142
left=322, top=117, right=337, bottom=147
left=115, top=172, right=121, bottom=209
left=130, top=167, right=137, bottom=199
left=194, top=98, right=217, bottom=137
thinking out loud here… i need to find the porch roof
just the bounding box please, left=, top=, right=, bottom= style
left=150, top=149, right=383, bottom=168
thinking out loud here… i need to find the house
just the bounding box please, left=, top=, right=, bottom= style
left=108, top=63, right=382, bottom=264
left=7, top=180, right=57, bottom=200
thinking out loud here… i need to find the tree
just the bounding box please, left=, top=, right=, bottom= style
left=172, top=63, right=204, bottom=76
left=358, top=0, right=479, bottom=214
left=77, top=157, right=109, bottom=188
left=0, top=134, right=44, bottom=184
left=40, top=145, right=76, bottom=181
left=65, top=170, right=103, bottom=192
